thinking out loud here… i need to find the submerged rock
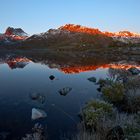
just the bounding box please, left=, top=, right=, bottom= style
left=31, top=108, right=47, bottom=120
left=30, top=92, right=40, bottom=100
left=0, top=132, right=10, bottom=140
left=58, top=87, right=72, bottom=96
left=29, top=92, right=46, bottom=104
left=87, top=77, right=96, bottom=83
left=21, top=123, right=45, bottom=140
left=128, top=67, right=140, bottom=75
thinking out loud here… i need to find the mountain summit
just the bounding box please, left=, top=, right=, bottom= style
left=5, top=27, right=28, bottom=37
left=58, top=24, right=140, bottom=44
left=0, top=27, right=28, bottom=45
left=0, top=24, right=140, bottom=47
left=60, top=24, right=140, bottom=38
left=59, top=24, right=103, bottom=35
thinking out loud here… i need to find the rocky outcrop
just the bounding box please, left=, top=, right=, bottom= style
left=5, top=27, right=28, bottom=37
left=59, top=24, right=103, bottom=35
left=0, top=27, right=28, bottom=46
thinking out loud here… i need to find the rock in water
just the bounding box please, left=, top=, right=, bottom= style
left=29, top=92, right=46, bottom=104
left=21, top=123, right=45, bottom=140
left=58, top=87, right=72, bottom=96
left=30, top=92, right=40, bottom=100
left=31, top=108, right=47, bottom=120
left=87, top=77, right=96, bottom=83
left=128, top=67, right=140, bottom=75
left=49, top=75, right=55, bottom=80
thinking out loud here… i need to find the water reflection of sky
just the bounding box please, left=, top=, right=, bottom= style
left=0, top=62, right=109, bottom=140
left=1, top=57, right=140, bottom=139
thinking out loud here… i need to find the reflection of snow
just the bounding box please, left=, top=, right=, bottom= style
left=6, top=57, right=32, bottom=69
left=60, top=62, right=140, bottom=74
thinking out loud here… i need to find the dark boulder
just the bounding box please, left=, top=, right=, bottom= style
left=49, top=75, right=55, bottom=80
left=87, top=77, right=96, bottom=83
left=128, top=67, right=140, bottom=75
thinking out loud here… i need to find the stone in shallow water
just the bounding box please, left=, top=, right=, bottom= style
left=21, top=123, right=45, bottom=140
left=31, top=108, right=47, bottom=120
left=49, top=75, right=55, bottom=80
left=128, top=67, right=140, bottom=75
left=58, top=87, right=72, bottom=96
left=30, top=92, right=40, bottom=100
left=29, top=92, right=46, bottom=104
left=87, top=77, right=96, bottom=83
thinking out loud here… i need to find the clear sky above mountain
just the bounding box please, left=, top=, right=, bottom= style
left=0, top=0, right=139, bottom=34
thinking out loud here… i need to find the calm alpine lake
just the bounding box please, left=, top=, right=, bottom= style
left=0, top=55, right=139, bottom=140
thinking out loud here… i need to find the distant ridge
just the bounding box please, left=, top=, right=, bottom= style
left=0, top=24, right=140, bottom=46
left=59, top=24, right=140, bottom=38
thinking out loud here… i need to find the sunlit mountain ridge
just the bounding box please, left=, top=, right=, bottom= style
left=0, top=24, right=140, bottom=46
left=60, top=24, right=140, bottom=38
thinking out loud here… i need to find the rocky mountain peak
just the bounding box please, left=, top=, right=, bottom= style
left=59, top=24, right=102, bottom=35
left=5, top=27, right=28, bottom=37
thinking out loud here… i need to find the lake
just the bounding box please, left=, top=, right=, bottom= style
left=0, top=55, right=139, bottom=140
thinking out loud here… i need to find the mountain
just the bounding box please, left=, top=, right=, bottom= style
left=0, top=24, right=140, bottom=48
left=5, top=27, right=28, bottom=38
left=0, top=27, right=28, bottom=46
left=60, top=24, right=140, bottom=38
left=24, top=26, right=114, bottom=48
left=24, top=24, right=140, bottom=48
left=59, top=24, right=103, bottom=35
left=60, top=24, right=140, bottom=44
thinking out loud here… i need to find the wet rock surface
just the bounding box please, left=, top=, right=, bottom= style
left=58, top=87, right=72, bottom=96
left=128, top=67, right=140, bottom=75
left=31, top=108, right=47, bottom=120
left=87, top=77, right=96, bottom=83
left=30, top=92, right=46, bottom=104
left=49, top=75, right=55, bottom=80
left=21, top=123, right=46, bottom=140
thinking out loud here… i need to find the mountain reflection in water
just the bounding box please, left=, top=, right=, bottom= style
left=1, top=55, right=140, bottom=73
left=0, top=54, right=140, bottom=140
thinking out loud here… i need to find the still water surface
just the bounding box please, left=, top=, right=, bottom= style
left=0, top=57, right=138, bottom=140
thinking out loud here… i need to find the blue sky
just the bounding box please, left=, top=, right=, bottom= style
left=0, top=0, right=140, bottom=34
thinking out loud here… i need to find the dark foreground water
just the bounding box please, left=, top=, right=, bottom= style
left=0, top=55, right=139, bottom=140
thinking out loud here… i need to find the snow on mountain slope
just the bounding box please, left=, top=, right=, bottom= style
left=1, top=24, right=140, bottom=46
left=0, top=27, right=29, bottom=45
left=59, top=24, right=140, bottom=44
left=5, top=27, right=28, bottom=37
left=28, top=24, right=140, bottom=44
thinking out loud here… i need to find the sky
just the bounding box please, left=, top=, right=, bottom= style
left=0, top=0, right=140, bottom=35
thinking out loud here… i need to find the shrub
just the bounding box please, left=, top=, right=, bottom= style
left=82, top=100, right=114, bottom=128
left=102, top=82, right=124, bottom=103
